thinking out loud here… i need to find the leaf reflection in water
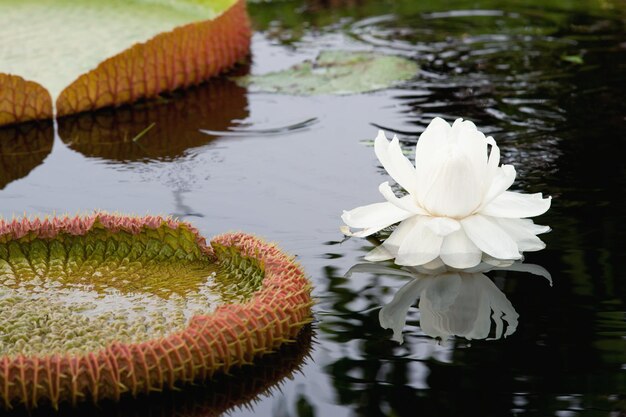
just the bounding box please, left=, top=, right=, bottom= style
left=346, top=261, right=551, bottom=343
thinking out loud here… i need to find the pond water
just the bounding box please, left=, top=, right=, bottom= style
left=1, top=0, right=625, bottom=415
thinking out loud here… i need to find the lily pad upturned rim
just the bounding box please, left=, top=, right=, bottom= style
left=0, top=0, right=251, bottom=127
left=3, top=326, right=313, bottom=417
left=0, top=213, right=313, bottom=409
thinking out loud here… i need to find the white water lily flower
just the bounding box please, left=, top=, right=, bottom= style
left=341, top=117, right=551, bottom=268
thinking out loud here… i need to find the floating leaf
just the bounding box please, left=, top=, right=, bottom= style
left=57, top=326, right=312, bottom=416
left=235, top=51, right=418, bottom=95
left=0, top=213, right=312, bottom=409
left=0, top=0, right=251, bottom=127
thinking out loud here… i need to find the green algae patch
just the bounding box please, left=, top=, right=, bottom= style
left=235, top=51, right=418, bottom=95
left=0, top=214, right=312, bottom=409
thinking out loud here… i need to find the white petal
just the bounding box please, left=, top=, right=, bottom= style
left=419, top=148, right=483, bottom=218
left=379, top=277, right=430, bottom=343
left=377, top=216, right=420, bottom=258
left=414, top=117, right=451, bottom=170
left=484, top=136, right=501, bottom=192
left=461, top=214, right=522, bottom=260
left=408, top=259, right=447, bottom=274
left=512, top=218, right=551, bottom=235
left=485, top=136, right=500, bottom=172
left=451, top=119, right=488, bottom=180
left=481, top=255, right=517, bottom=267
left=481, top=191, right=551, bottom=218
left=378, top=182, right=427, bottom=214
left=396, top=216, right=444, bottom=266
left=425, top=217, right=461, bottom=237
left=341, top=201, right=412, bottom=237
left=420, top=258, right=446, bottom=271
left=480, top=164, right=516, bottom=208
left=375, top=130, right=419, bottom=195
left=495, top=218, right=547, bottom=252
left=440, top=228, right=482, bottom=268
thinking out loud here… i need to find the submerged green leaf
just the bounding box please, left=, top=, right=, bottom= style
left=236, top=51, right=418, bottom=95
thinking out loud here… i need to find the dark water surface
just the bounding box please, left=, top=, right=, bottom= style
left=1, top=0, right=625, bottom=415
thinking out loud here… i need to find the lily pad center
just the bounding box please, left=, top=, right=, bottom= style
left=0, top=223, right=264, bottom=358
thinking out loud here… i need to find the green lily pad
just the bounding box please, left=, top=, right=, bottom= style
left=0, top=214, right=312, bottom=409
left=0, top=0, right=250, bottom=126
left=236, top=51, right=418, bottom=95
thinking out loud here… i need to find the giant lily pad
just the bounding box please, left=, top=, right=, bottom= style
left=6, top=326, right=312, bottom=416
left=0, top=214, right=312, bottom=409
left=0, top=0, right=251, bottom=127
left=235, top=51, right=418, bottom=95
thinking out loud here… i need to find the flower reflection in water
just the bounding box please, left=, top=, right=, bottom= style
left=347, top=261, right=551, bottom=343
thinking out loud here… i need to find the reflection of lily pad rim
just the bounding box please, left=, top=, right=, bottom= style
left=0, top=213, right=312, bottom=409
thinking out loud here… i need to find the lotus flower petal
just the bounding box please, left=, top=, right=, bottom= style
left=364, top=216, right=418, bottom=261
left=481, top=191, right=552, bottom=218
left=420, top=145, right=484, bottom=218
left=342, top=201, right=413, bottom=237
left=449, top=119, right=489, bottom=181
left=425, top=216, right=461, bottom=237
left=375, top=131, right=419, bottom=195
left=495, top=218, right=547, bottom=252
left=415, top=116, right=451, bottom=183
left=378, top=181, right=427, bottom=214
left=440, top=228, right=483, bottom=269
left=481, top=164, right=517, bottom=208
left=396, top=217, right=443, bottom=266
left=461, top=214, right=522, bottom=260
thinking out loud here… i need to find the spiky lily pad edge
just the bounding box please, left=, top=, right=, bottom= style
left=0, top=213, right=313, bottom=410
